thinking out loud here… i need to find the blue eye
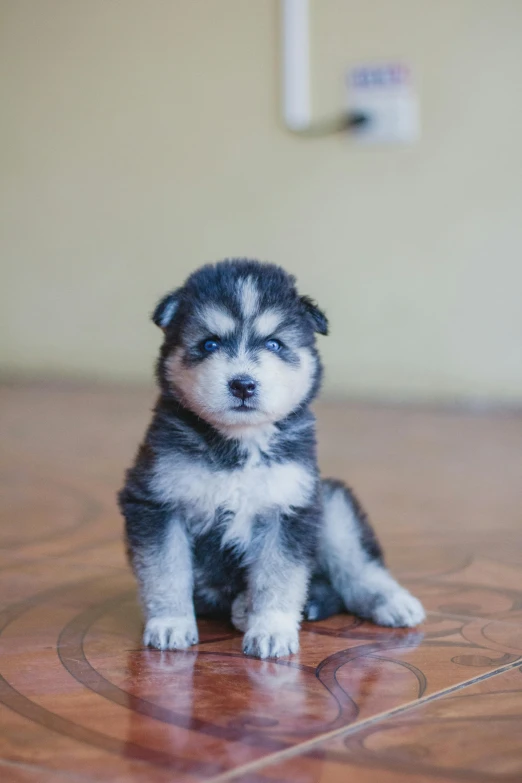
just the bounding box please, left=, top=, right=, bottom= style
left=265, top=338, right=282, bottom=352
left=203, top=339, right=220, bottom=353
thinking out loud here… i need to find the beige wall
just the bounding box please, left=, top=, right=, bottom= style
left=1, top=0, right=522, bottom=402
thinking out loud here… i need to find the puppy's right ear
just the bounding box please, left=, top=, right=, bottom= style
left=152, top=290, right=181, bottom=330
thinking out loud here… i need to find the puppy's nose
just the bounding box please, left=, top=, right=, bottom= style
left=229, top=376, right=257, bottom=400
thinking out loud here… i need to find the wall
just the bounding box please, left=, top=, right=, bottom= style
left=1, top=0, right=522, bottom=402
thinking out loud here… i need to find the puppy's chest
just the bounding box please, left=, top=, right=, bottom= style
left=151, top=448, right=314, bottom=549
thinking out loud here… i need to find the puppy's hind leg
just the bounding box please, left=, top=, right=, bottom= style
left=231, top=591, right=249, bottom=633
left=304, top=576, right=344, bottom=621
left=318, top=480, right=425, bottom=628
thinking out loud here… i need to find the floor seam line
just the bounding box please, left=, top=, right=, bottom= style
left=207, top=657, right=522, bottom=782
left=0, top=757, right=92, bottom=783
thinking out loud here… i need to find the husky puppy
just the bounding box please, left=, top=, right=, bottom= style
left=119, top=259, right=425, bottom=659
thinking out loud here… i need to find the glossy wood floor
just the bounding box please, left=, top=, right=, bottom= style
left=1, top=381, right=521, bottom=783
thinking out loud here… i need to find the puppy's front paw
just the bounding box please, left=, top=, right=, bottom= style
left=143, top=616, right=199, bottom=650
left=371, top=589, right=426, bottom=628
left=243, top=615, right=299, bottom=659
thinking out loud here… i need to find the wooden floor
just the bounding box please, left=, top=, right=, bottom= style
left=1, top=381, right=522, bottom=783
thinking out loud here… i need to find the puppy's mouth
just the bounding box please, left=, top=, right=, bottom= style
left=230, top=402, right=257, bottom=413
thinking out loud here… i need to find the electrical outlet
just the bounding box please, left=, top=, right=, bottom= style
left=347, top=63, right=420, bottom=144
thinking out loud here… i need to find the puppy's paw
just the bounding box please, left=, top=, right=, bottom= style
left=231, top=592, right=249, bottom=632
left=304, top=594, right=344, bottom=622
left=371, top=589, right=426, bottom=628
left=243, top=629, right=299, bottom=659
left=243, top=614, right=299, bottom=659
left=143, top=616, right=198, bottom=650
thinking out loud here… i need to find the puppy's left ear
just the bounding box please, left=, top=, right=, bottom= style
left=152, top=290, right=181, bottom=330
left=300, top=295, right=329, bottom=335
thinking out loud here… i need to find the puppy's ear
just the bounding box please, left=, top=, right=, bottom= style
left=152, top=290, right=181, bottom=330
left=300, top=295, right=329, bottom=336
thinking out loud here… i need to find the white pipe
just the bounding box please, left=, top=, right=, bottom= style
left=281, top=0, right=310, bottom=131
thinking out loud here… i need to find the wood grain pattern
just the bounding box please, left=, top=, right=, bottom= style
left=0, top=381, right=521, bottom=782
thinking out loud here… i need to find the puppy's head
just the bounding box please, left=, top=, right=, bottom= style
left=153, top=260, right=328, bottom=433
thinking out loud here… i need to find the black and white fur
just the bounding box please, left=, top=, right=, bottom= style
left=119, top=259, right=425, bottom=659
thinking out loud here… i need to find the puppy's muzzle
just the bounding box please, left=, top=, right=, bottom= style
left=229, top=376, right=257, bottom=400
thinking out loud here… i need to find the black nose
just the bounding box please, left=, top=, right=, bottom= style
left=229, top=376, right=257, bottom=400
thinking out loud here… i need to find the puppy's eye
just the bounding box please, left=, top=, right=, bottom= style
left=265, top=338, right=282, bottom=353
left=203, top=339, right=220, bottom=353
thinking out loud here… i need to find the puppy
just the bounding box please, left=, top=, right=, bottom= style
left=119, top=259, right=425, bottom=659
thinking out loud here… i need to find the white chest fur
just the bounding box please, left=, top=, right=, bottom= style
left=151, top=448, right=315, bottom=551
